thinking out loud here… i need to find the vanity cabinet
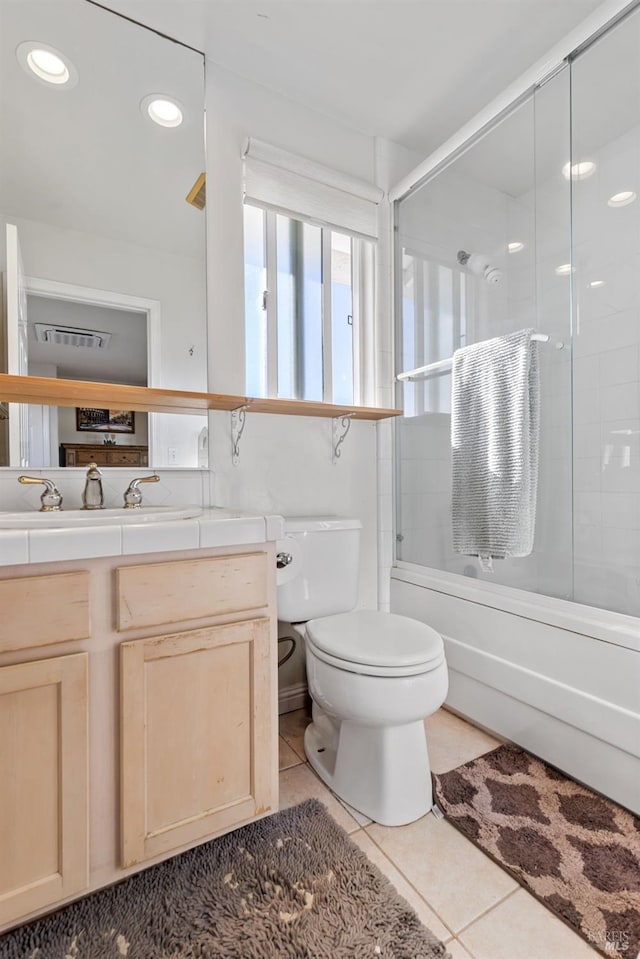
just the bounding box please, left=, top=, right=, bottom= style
left=0, top=543, right=278, bottom=933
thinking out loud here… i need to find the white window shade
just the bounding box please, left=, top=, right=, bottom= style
left=242, top=138, right=384, bottom=239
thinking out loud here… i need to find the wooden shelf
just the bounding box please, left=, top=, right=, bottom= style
left=0, top=375, right=402, bottom=421
left=243, top=396, right=401, bottom=420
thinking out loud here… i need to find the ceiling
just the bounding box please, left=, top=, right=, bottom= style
left=101, top=0, right=607, bottom=156
left=399, top=3, right=640, bottom=200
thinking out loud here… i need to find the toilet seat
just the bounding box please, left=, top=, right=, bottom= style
left=305, top=610, right=444, bottom=678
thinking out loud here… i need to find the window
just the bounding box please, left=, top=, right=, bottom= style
left=244, top=203, right=373, bottom=405
left=242, top=138, right=381, bottom=406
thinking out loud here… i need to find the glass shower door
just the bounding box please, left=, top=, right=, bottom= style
left=395, top=68, right=574, bottom=602
left=570, top=8, right=640, bottom=617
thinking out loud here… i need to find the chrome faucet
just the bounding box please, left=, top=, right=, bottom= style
left=82, top=462, right=104, bottom=510
left=18, top=475, right=63, bottom=511
left=123, top=473, right=160, bottom=508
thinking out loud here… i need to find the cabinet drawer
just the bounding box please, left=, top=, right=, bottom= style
left=116, top=552, right=269, bottom=631
left=108, top=450, right=142, bottom=465
left=76, top=449, right=109, bottom=466
left=0, top=572, right=90, bottom=653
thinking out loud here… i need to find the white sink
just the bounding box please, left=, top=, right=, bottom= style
left=0, top=506, right=203, bottom=529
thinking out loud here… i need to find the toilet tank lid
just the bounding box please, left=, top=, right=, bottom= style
left=283, top=516, right=362, bottom=533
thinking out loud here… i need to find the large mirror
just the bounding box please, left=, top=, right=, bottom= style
left=0, top=0, right=208, bottom=468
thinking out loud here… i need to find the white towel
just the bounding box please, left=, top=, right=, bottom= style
left=451, top=329, right=540, bottom=566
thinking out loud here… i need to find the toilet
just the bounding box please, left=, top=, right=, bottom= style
left=277, top=516, right=448, bottom=826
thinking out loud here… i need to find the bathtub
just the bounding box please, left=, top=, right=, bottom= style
left=391, top=563, right=640, bottom=814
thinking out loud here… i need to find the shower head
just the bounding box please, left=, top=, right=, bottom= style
left=457, top=250, right=503, bottom=285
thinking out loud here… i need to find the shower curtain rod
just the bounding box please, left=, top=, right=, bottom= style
left=396, top=333, right=550, bottom=382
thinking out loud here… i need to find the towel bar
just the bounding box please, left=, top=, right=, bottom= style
left=396, top=333, right=550, bottom=382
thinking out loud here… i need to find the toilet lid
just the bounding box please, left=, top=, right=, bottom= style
left=305, top=610, right=443, bottom=670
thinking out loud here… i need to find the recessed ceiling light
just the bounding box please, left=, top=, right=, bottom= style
left=508, top=242, right=524, bottom=253
left=608, top=190, right=636, bottom=207
left=16, top=41, right=78, bottom=87
left=555, top=263, right=573, bottom=276
left=562, top=160, right=596, bottom=180
left=141, top=94, right=183, bottom=128
left=589, top=279, right=605, bottom=288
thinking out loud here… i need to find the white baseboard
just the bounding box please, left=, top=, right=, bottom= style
left=279, top=681, right=308, bottom=715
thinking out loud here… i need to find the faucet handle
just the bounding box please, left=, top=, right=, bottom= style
left=123, top=473, right=160, bottom=509
left=18, top=475, right=63, bottom=512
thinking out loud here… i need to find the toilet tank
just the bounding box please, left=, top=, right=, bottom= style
left=276, top=516, right=361, bottom=622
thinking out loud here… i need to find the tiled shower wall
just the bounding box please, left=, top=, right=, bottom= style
left=571, top=126, right=640, bottom=615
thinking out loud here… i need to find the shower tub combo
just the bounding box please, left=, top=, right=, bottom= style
left=391, top=6, right=640, bottom=815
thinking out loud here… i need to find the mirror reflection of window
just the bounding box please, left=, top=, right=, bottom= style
left=0, top=1, right=208, bottom=468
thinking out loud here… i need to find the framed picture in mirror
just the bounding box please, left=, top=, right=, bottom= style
left=76, top=408, right=135, bottom=434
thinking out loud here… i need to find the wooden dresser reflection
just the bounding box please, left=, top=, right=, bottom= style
left=60, top=444, right=149, bottom=467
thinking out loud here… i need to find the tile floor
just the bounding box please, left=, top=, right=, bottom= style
left=278, top=705, right=597, bottom=959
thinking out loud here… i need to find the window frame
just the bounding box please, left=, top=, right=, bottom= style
left=243, top=201, right=374, bottom=407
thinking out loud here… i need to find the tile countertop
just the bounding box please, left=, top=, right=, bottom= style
left=0, top=508, right=286, bottom=567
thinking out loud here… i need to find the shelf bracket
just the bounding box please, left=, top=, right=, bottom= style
left=332, top=413, right=355, bottom=464
left=231, top=406, right=248, bottom=466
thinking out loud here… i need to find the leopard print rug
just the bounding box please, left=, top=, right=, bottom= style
left=434, top=744, right=640, bottom=958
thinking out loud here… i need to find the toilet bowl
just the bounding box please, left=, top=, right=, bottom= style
left=277, top=518, right=448, bottom=826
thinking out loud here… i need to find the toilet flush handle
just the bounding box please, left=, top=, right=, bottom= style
left=276, top=551, right=293, bottom=569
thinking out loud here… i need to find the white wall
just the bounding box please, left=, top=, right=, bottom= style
left=209, top=410, right=379, bottom=702
left=209, top=411, right=378, bottom=609
left=203, top=66, right=403, bottom=698
left=204, top=66, right=387, bottom=558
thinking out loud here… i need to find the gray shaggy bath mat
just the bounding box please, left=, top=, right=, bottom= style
left=0, top=799, right=450, bottom=958
left=434, top=744, right=640, bottom=958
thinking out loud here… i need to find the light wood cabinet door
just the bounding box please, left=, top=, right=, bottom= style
left=0, top=653, right=89, bottom=926
left=120, top=618, right=274, bottom=867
